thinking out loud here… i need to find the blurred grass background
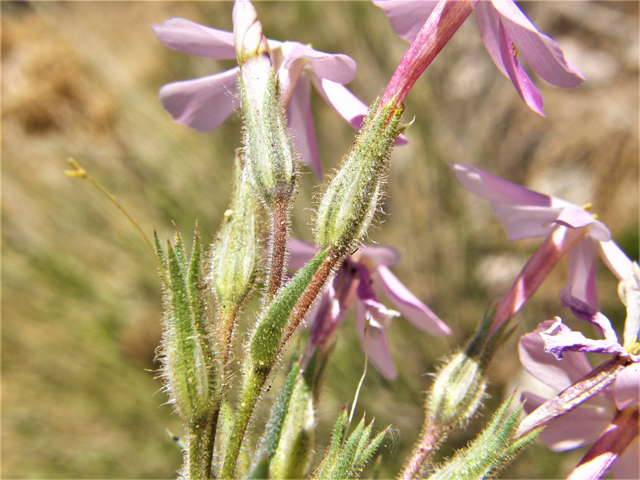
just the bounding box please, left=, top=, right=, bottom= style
left=2, top=1, right=638, bottom=478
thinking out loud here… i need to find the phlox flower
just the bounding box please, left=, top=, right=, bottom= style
left=518, top=268, right=640, bottom=479
left=289, top=238, right=450, bottom=380
left=152, top=17, right=370, bottom=178
left=451, top=163, right=632, bottom=312
left=374, top=0, right=585, bottom=115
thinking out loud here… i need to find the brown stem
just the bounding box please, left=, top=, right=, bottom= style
left=266, top=197, right=290, bottom=303
left=398, top=420, right=448, bottom=480
left=516, top=355, right=632, bottom=439
left=279, top=249, right=340, bottom=355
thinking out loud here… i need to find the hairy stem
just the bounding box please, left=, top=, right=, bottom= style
left=265, top=197, right=290, bottom=303
left=398, top=421, right=448, bottom=480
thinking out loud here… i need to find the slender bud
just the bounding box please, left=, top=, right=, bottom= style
left=233, top=0, right=270, bottom=65
left=239, top=64, right=299, bottom=208
left=156, top=228, right=219, bottom=422
left=210, top=156, right=259, bottom=312
left=315, top=101, right=404, bottom=256
left=210, top=155, right=260, bottom=361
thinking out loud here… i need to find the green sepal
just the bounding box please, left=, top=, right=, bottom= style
left=314, top=100, right=404, bottom=257
left=269, top=364, right=315, bottom=479
left=250, top=361, right=301, bottom=475
left=314, top=405, right=349, bottom=477
left=158, top=227, right=220, bottom=423
left=248, top=248, right=329, bottom=375
left=427, top=394, right=540, bottom=480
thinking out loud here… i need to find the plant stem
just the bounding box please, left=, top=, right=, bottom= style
left=187, top=409, right=220, bottom=480
left=220, top=249, right=341, bottom=478
left=398, top=420, right=447, bottom=480
left=265, top=197, right=290, bottom=304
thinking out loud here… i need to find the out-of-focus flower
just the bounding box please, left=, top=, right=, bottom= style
left=152, top=17, right=367, bottom=178
left=451, top=163, right=632, bottom=311
left=375, top=0, right=585, bottom=115
left=519, top=266, right=640, bottom=479
left=519, top=319, right=639, bottom=479
left=290, top=239, right=450, bottom=380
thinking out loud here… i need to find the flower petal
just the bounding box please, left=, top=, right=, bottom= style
left=312, top=77, right=369, bottom=131
left=288, top=238, right=316, bottom=271
left=620, top=263, right=640, bottom=349
left=612, top=363, right=640, bottom=411
left=540, top=317, right=624, bottom=360
left=152, top=18, right=236, bottom=59
left=497, top=17, right=544, bottom=115
left=519, top=319, right=594, bottom=391
left=475, top=1, right=508, bottom=77
left=491, top=204, right=567, bottom=241
left=355, top=300, right=398, bottom=380
left=281, top=42, right=357, bottom=85
left=286, top=73, right=323, bottom=178
left=491, top=0, right=585, bottom=88
left=360, top=245, right=401, bottom=268
left=560, top=286, right=619, bottom=343
left=599, top=240, right=634, bottom=283
left=567, top=238, right=599, bottom=309
left=554, top=207, right=609, bottom=238
left=522, top=391, right=613, bottom=452
left=159, top=69, right=239, bottom=133
left=450, top=163, right=554, bottom=207
left=373, top=0, right=439, bottom=43
left=376, top=265, right=451, bottom=336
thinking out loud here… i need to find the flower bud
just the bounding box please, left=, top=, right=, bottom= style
left=233, top=0, right=270, bottom=65
left=314, top=101, right=403, bottom=255
left=239, top=61, right=299, bottom=209
left=210, top=156, right=259, bottom=313
left=156, top=228, right=220, bottom=423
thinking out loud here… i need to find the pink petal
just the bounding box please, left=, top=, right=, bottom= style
left=359, top=245, right=401, bottom=268
left=559, top=287, right=619, bottom=343
left=567, top=239, right=599, bottom=309
left=450, top=163, right=553, bottom=207
left=312, top=77, right=369, bottom=131
left=475, top=1, right=508, bottom=77
left=555, top=207, right=610, bottom=239
left=376, top=265, right=451, bottom=336
left=598, top=241, right=633, bottom=282
left=611, top=437, right=640, bottom=480
left=519, top=320, right=593, bottom=391
left=373, top=0, right=439, bottom=43
left=491, top=204, right=568, bottom=241
left=281, top=42, right=357, bottom=85
left=151, top=18, right=236, bottom=60
left=288, top=238, right=316, bottom=271
left=498, top=17, right=544, bottom=115
left=286, top=72, right=323, bottom=179
left=355, top=300, right=398, bottom=380
left=522, top=391, right=613, bottom=452
left=612, top=363, right=640, bottom=411
left=540, top=318, right=624, bottom=360
left=491, top=0, right=585, bottom=88
left=159, top=69, right=239, bottom=133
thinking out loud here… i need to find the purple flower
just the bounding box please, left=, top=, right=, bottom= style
left=375, top=0, right=585, bottom=115
left=451, top=163, right=632, bottom=311
left=289, top=238, right=451, bottom=380
left=152, top=17, right=368, bottom=178
left=519, top=317, right=639, bottom=479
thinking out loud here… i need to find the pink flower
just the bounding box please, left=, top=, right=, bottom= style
left=152, top=18, right=368, bottom=178
left=519, top=317, right=639, bottom=479
left=451, top=163, right=632, bottom=311
left=289, top=238, right=450, bottom=380
left=375, top=0, right=585, bottom=115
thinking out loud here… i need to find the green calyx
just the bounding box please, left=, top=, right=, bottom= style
left=155, top=227, right=220, bottom=424
left=314, top=100, right=404, bottom=256
left=239, top=60, right=299, bottom=208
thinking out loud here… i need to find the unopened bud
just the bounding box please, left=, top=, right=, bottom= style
left=314, top=101, right=403, bottom=255
left=210, top=157, right=259, bottom=312
left=239, top=62, right=299, bottom=208
left=157, top=229, right=219, bottom=423
left=233, top=0, right=270, bottom=65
